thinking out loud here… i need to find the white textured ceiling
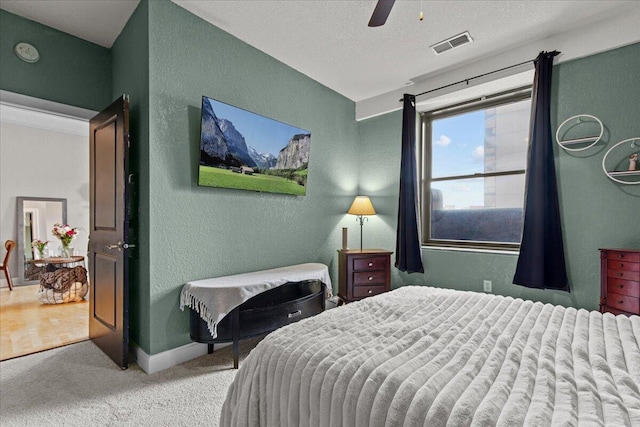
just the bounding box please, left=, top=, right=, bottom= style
left=173, top=0, right=638, bottom=101
left=1, top=0, right=638, bottom=103
left=0, top=0, right=140, bottom=48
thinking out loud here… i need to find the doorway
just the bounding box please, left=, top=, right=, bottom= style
left=0, top=96, right=93, bottom=360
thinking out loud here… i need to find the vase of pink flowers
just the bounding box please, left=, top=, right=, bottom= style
left=52, top=223, right=78, bottom=258
left=31, top=239, right=49, bottom=259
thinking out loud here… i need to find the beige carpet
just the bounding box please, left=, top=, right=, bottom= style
left=0, top=338, right=260, bottom=426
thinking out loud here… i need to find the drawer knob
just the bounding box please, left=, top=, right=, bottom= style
left=368, top=262, right=373, bottom=267
left=368, top=290, right=373, bottom=294
left=368, top=276, right=373, bottom=281
left=618, top=254, right=625, bottom=259
left=288, top=310, right=302, bottom=319
left=618, top=272, right=624, bottom=277
left=618, top=300, right=624, bottom=304
left=619, top=263, right=625, bottom=268
left=618, top=284, right=624, bottom=289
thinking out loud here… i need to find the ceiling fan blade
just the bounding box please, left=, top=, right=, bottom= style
left=368, top=0, right=396, bottom=27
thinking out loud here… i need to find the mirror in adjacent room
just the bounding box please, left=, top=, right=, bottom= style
left=16, top=197, right=67, bottom=285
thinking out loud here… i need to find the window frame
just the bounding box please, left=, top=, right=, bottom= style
left=420, top=86, right=532, bottom=251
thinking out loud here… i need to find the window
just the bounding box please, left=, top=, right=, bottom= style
left=421, top=88, right=531, bottom=250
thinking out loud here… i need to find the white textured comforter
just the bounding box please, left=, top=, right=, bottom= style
left=220, top=286, right=640, bottom=427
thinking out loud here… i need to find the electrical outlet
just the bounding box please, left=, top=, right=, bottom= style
left=483, top=280, right=492, bottom=293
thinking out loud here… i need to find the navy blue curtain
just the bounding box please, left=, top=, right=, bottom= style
left=513, top=50, right=568, bottom=292
left=395, top=94, right=424, bottom=273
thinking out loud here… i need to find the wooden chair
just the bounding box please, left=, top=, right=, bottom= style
left=1, top=240, right=16, bottom=291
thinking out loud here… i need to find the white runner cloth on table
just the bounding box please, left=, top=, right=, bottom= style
left=179, top=263, right=332, bottom=339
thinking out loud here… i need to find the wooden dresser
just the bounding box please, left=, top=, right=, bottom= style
left=338, top=249, right=392, bottom=304
left=600, top=248, right=640, bottom=316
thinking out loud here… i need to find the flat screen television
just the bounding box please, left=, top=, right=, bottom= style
left=198, top=96, right=311, bottom=196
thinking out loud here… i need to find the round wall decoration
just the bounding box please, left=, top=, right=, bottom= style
left=14, top=42, right=40, bottom=63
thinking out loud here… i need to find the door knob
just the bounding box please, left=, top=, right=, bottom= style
left=105, top=242, right=136, bottom=251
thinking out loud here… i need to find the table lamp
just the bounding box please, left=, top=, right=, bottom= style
left=347, top=196, right=376, bottom=251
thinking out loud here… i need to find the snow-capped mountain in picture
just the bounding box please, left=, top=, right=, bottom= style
left=247, top=146, right=277, bottom=169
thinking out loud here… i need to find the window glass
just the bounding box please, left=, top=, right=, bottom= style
left=429, top=175, right=525, bottom=244
left=422, top=90, right=530, bottom=249
left=431, top=99, right=529, bottom=179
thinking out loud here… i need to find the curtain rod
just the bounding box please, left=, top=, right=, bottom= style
left=401, top=53, right=557, bottom=103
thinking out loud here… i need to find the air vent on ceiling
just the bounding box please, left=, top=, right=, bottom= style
left=430, top=31, right=473, bottom=55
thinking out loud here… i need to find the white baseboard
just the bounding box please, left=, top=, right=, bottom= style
left=130, top=341, right=231, bottom=374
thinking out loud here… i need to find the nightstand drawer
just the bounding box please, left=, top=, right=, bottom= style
left=353, top=271, right=386, bottom=285
left=607, top=259, right=640, bottom=272
left=607, top=251, right=640, bottom=263
left=353, top=284, right=386, bottom=298
left=607, top=278, right=640, bottom=298
left=606, top=292, right=639, bottom=314
left=353, top=256, right=387, bottom=271
left=608, top=269, right=640, bottom=281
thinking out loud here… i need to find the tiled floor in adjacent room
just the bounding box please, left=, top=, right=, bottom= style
left=0, top=285, right=88, bottom=360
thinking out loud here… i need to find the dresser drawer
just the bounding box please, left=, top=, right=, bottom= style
left=606, top=292, right=640, bottom=314
left=607, top=278, right=640, bottom=298
left=353, top=284, right=386, bottom=298
left=353, top=256, right=387, bottom=271
left=608, top=269, right=640, bottom=281
left=607, top=250, right=640, bottom=263
left=607, top=259, right=640, bottom=272
left=353, top=271, right=386, bottom=285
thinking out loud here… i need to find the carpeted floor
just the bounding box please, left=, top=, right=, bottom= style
left=0, top=338, right=260, bottom=426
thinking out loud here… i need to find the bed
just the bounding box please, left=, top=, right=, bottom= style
left=220, top=286, right=640, bottom=426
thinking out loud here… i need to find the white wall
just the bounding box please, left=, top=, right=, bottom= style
left=0, top=103, right=89, bottom=286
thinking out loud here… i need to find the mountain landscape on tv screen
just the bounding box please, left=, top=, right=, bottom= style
left=199, top=97, right=311, bottom=196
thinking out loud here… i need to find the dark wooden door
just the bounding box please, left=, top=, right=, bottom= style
left=89, top=95, right=131, bottom=369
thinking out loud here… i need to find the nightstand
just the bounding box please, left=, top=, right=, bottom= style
left=600, top=248, right=640, bottom=316
left=337, top=249, right=392, bottom=304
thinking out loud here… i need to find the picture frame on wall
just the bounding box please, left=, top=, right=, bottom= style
left=198, top=96, right=311, bottom=196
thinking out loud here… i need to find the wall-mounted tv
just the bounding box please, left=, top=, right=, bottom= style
left=198, top=96, right=311, bottom=196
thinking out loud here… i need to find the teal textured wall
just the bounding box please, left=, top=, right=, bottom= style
left=0, top=10, right=111, bottom=111
left=359, top=42, right=640, bottom=311
left=111, top=0, right=151, bottom=352
left=145, top=0, right=359, bottom=353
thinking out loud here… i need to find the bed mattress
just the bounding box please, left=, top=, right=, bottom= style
left=221, top=286, right=640, bottom=426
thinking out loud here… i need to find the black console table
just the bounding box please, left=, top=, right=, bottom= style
left=190, top=279, right=326, bottom=368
